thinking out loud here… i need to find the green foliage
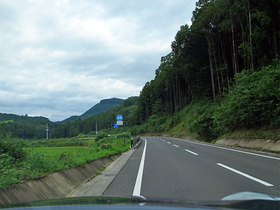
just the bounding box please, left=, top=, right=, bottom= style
left=0, top=120, right=13, bottom=125
left=0, top=134, right=130, bottom=189
left=27, top=152, right=58, bottom=174
left=187, top=100, right=219, bottom=141
left=135, top=0, right=280, bottom=128
left=52, top=97, right=139, bottom=138
left=95, top=132, right=108, bottom=141
left=0, top=134, right=27, bottom=160
left=62, top=98, right=124, bottom=123
left=132, top=63, right=279, bottom=142
left=0, top=113, right=53, bottom=139
left=116, top=132, right=131, bottom=139
left=214, top=63, right=280, bottom=131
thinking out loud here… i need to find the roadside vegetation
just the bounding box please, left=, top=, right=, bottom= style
left=0, top=0, right=279, bottom=189
left=131, top=62, right=280, bottom=141
left=0, top=132, right=131, bottom=189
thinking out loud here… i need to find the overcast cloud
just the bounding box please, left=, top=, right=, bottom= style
left=0, top=0, right=197, bottom=121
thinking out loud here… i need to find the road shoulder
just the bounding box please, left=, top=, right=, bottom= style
left=68, top=148, right=135, bottom=197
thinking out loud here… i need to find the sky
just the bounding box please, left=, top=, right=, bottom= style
left=0, top=0, right=197, bottom=122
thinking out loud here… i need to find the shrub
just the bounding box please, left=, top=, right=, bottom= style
left=187, top=100, right=219, bottom=141
left=214, top=63, right=280, bottom=131
left=27, top=152, right=58, bottom=174
left=0, top=135, right=27, bottom=160
left=95, top=132, right=108, bottom=141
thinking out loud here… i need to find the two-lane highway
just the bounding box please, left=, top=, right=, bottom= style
left=103, top=136, right=280, bottom=201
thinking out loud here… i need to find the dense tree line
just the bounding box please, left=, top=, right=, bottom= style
left=135, top=0, right=279, bottom=124
left=0, top=98, right=138, bottom=139
left=0, top=114, right=53, bottom=139
left=50, top=97, right=139, bottom=138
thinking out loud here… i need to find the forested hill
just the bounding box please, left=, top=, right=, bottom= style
left=61, top=98, right=124, bottom=123
left=0, top=113, right=52, bottom=139
left=51, top=97, right=138, bottom=138
left=0, top=98, right=124, bottom=139
left=81, top=98, right=124, bottom=119
left=132, top=0, right=280, bottom=140
left=135, top=0, right=279, bottom=119
left=0, top=113, right=50, bottom=125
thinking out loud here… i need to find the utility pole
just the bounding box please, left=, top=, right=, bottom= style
left=123, top=121, right=125, bottom=146
left=95, top=121, right=98, bottom=136
left=46, top=124, right=49, bottom=140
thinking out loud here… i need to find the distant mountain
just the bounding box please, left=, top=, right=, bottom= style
left=0, top=113, right=50, bottom=125
left=0, top=113, right=52, bottom=139
left=61, top=98, right=124, bottom=123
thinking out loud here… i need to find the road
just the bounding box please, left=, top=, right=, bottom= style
left=101, top=137, right=279, bottom=201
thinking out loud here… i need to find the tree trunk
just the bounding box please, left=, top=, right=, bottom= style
left=231, top=13, right=238, bottom=76
left=239, top=19, right=247, bottom=70
left=248, top=0, right=254, bottom=71
left=272, top=24, right=279, bottom=59
left=207, top=34, right=216, bottom=102
left=213, top=45, right=221, bottom=97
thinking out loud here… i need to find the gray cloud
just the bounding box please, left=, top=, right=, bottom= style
left=0, top=0, right=197, bottom=121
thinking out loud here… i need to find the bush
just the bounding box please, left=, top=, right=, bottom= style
left=0, top=135, right=27, bottom=160
left=27, top=152, right=58, bottom=174
left=187, top=100, right=219, bottom=141
left=214, top=63, right=280, bottom=131
left=116, top=132, right=131, bottom=139
left=95, top=132, right=108, bottom=141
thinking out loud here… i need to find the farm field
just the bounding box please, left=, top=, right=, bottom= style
left=0, top=133, right=132, bottom=189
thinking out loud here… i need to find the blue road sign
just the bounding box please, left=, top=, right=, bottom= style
left=113, top=123, right=119, bottom=128
left=116, top=115, right=123, bottom=121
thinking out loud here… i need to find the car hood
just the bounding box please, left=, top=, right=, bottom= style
left=0, top=192, right=279, bottom=210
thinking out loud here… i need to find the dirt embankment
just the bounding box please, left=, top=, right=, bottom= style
left=215, top=138, right=280, bottom=153
left=0, top=155, right=119, bottom=205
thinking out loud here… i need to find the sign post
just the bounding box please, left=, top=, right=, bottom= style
left=116, top=115, right=125, bottom=146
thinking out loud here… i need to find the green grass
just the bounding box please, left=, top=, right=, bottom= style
left=24, top=137, right=96, bottom=148
left=0, top=133, right=131, bottom=189
left=0, top=120, right=13, bottom=124
left=33, top=146, right=89, bottom=158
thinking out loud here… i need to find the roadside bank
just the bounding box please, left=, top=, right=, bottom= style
left=159, top=134, right=280, bottom=154
left=215, top=138, right=280, bottom=153
left=0, top=155, right=119, bottom=205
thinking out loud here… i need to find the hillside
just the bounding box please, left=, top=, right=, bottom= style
left=0, top=113, right=52, bottom=139
left=61, top=98, right=124, bottom=123
left=51, top=97, right=139, bottom=138
left=0, top=113, right=50, bottom=125
left=131, top=0, right=280, bottom=141
left=81, top=98, right=124, bottom=119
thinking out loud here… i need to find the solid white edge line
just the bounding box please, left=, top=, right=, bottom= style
left=172, top=138, right=280, bottom=161
left=132, top=139, right=147, bottom=198
left=217, top=163, right=273, bottom=187
left=185, top=149, right=198, bottom=156
left=173, top=144, right=179, bottom=147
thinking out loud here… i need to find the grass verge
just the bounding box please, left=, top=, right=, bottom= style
left=0, top=134, right=131, bottom=189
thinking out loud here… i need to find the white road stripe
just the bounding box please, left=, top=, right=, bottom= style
left=185, top=149, right=198, bottom=155
left=132, top=139, right=147, bottom=199
left=217, top=163, right=273, bottom=187
left=167, top=142, right=171, bottom=144
left=173, top=144, right=179, bottom=147
left=172, top=138, right=280, bottom=161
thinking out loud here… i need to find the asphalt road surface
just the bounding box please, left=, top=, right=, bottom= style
left=102, top=136, right=280, bottom=201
